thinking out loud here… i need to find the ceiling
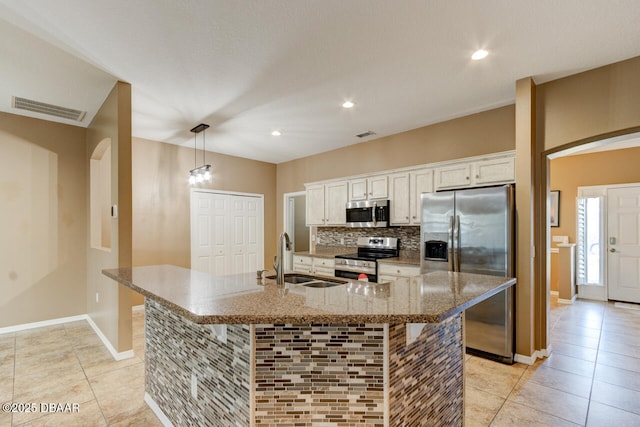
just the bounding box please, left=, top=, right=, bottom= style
left=2, top=1, right=640, bottom=164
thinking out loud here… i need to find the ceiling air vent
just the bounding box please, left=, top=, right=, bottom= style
left=12, top=96, right=87, bottom=122
left=356, top=130, right=376, bottom=138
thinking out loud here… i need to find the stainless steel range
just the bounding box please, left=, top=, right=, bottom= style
left=334, top=237, right=399, bottom=282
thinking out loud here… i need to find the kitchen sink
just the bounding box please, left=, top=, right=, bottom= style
left=299, top=279, right=345, bottom=288
left=266, top=273, right=347, bottom=288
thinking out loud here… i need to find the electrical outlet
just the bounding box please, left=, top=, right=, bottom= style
left=340, top=237, right=345, bottom=245
left=191, top=372, right=198, bottom=399
left=96, top=292, right=99, bottom=303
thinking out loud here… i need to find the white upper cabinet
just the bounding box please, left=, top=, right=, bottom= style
left=473, top=157, right=515, bottom=185
left=349, top=178, right=368, bottom=201
left=306, top=184, right=326, bottom=226
left=410, top=168, right=434, bottom=225
left=389, top=169, right=433, bottom=225
left=325, top=181, right=348, bottom=225
left=434, top=163, right=472, bottom=190
left=305, top=151, right=514, bottom=226
left=306, top=181, right=348, bottom=226
left=349, top=176, right=388, bottom=201
left=368, top=175, right=389, bottom=199
left=389, top=172, right=411, bottom=225
left=435, top=155, right=515, bottom=191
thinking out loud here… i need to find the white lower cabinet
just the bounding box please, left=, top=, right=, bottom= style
left=292, top=255, right=334, bottom=276
left=312, top=257, right=335, bottom=277
left=292, top=255, right=313, bottom=274
left=377, top=263, right=420, bottom=283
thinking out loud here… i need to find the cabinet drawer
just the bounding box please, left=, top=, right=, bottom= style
left=293, top=255, right=313, bottom=266
left=378, top=263, right=420, bottom=277
left=313, top=258, right=335, bottom=268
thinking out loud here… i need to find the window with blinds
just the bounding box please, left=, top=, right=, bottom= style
left=576, top=193, right=605, bottom=286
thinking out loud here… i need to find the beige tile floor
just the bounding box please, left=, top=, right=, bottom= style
left=1, top=297, right=639, bottom=426
left=466, top=296, right=640, bottom=426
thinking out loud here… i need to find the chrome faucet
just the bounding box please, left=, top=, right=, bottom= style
left=273, top=232, right=291, bottom=286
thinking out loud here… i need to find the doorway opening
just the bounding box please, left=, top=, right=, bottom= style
left=548, top=131, right=640, bottom=305
left=283, top=191, right=309, bottom=271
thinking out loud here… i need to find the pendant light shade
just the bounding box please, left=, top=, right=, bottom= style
left=189, top=123, right=211, bottom=185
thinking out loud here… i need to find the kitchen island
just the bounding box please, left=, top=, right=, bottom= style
left=103, top=265, right=515, bottom=427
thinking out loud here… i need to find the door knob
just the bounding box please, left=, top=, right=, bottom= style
left=610, top=248, right=617, bottom=253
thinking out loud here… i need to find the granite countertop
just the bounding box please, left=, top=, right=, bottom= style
left=103, top=265, right=515, bottom=325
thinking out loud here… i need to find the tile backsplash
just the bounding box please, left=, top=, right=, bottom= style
left=317, top=226, right=420, bottom=252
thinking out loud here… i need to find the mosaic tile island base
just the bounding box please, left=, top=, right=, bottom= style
left=103, top=265, right=515, bottom=427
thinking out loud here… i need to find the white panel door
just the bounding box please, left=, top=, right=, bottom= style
left=190, top=193, right=213, bottom=273
left=191, top=191, right=264, bottom=276
left=244, top=198, right=260, bottom=273
left=608, top=186, right=640, bottom=303
left=212, top=194, right=231, bottom=275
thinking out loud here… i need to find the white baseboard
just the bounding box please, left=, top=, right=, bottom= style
left=614, top=302, right=640, bottom=310
left=0, top=314, right=87, bottom=335
left=0, top=313, right=134, bottom=361
left=558, top=295, right=577, bottom=305
left=144, top=393, right=174, bottom=427
left=514, top=347, right=551, bottom=365
left=85, top=315, right=135, bottom=361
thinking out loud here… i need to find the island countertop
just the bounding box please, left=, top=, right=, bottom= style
left=103, top=264, right=515, bottom=324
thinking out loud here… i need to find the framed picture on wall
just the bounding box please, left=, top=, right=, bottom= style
left=550, top=190, right=560, bottom=227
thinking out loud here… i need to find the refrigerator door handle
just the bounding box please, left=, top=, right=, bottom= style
left=447, top=215, right=454, bottom=271
left=453, top=214, right=461, bottom=272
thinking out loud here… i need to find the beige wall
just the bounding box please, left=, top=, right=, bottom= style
left=0, top=112, right=87, bottom=327
left=86, top=81, right=133, bottom=352
left=276, top=105, right=515, bottom=230
left=131, top=137, right=277, bottom=276
left=538, top=56, right=640, bottom=151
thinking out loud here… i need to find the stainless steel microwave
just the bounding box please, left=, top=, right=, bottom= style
left=345, top=200, right=390, bottom=228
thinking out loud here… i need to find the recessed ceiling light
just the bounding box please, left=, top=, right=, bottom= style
left=471, top=49, right=489, bottom=61
left=271, top=130, right=281, bottom=136
left=342, top=100, right=355, bottom=109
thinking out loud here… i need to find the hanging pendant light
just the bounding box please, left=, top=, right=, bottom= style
left=188, top=123, right=211, bottom=185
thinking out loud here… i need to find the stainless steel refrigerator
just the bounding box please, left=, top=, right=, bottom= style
left=420, top=184, right=515, bottom=364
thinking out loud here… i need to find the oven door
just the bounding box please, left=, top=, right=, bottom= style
left=334, top=258, right=377, bottom=282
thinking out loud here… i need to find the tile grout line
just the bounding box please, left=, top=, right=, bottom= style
left=10, top=333, right=15, bottom=427
left=579, top=301, right=604, bottom=427
left=66, top=322, right=110, bottom=427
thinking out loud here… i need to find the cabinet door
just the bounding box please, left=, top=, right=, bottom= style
left=410, top=169, right=434, bottom=225
left=349, top=178, right=368, bottom=201
left=368, top=175, right=389, bottom=199
left=389, top=173, right=410, bottom=225
left=306, top=184, right=325, bottom=225
left=474, top=157, right=515, bottom=185
left=325, top=181, right=348, bottom=225
left=293, top=255, right=313, bottom=274
left=378, top=263, right=420, bottom=283
left=434, top=163, right=471, bottom=190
